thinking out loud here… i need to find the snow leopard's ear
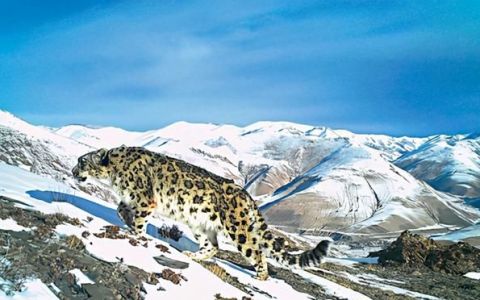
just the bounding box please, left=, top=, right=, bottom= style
left=95, top=148, right=110, bottom=166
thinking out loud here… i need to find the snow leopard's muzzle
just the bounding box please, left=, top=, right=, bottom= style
left=72, top=165, right=87, bottom=182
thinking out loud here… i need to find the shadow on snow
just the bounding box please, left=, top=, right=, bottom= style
left=26, top=190, right=198, bottom=252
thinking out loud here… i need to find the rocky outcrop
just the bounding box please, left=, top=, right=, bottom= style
left=370, top=231, right=480, bottom=275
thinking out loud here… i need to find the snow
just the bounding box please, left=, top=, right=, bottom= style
left=68, top=269, right=95, bottom=285
left=0, top=110, right=92, bottom=158
left=0, top=218, right=31, bottom=232
left=50, top=117, right=427, bottom=186
left=260, top=140, right=479, bottom=232
left=55, top=220, right=316, bottom=300
left=3, top=279, right=58, bottom=300
left=216, top=260, right=312, bottom=300
left=395, top=133, right=480, bottom=198
left=324, top=257, right=379, bottom=267
left=340, top=272, right=440, bottom=300
left=54, top=125, right=144, bottom=149
left=293, top=269, right=372, bottom=300
left=433, top=223, right=480, bottom=242
left=464, top=272, right=480, bottom=280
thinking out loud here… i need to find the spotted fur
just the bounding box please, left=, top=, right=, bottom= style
left=72, top=146, right=330, bottom=280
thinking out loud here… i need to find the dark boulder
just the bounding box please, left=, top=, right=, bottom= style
left=425, top=241, right=480, bottom=275
left=369, top=231, right=480, bottom=275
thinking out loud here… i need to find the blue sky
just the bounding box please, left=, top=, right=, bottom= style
left=0, top=0, right=479, bottom=136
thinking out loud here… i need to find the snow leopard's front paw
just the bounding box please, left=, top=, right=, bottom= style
left=117, top=202, right=135, bottom=228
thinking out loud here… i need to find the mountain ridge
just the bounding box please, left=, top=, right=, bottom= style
left=1, top=109, right=479, bottom=234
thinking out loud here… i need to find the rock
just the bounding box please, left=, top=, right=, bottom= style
left=83, top=284, right=116, bottom=299
left=157, top=268, right=187, bottom=285
left=214, top=294, right=253, bottom=300
left=153, top=255, right=189, bottom=269
left=369, top=231, right=438, bottom=265
left=105, top=225, right=120, bottom=235
left=94, top=225, right=128, bottom=240
left=124, top=272, right=142, bottom=287
left=370, top=231, right=480, bottom=275
left=66, top=235, right=85, bottom=250
left=425, top=242, right=480, bottom=275
left=410, top=270, right=422, bottom=276
left=146, top=273, right=159, bottom=285
left=155, top=244, right=170, bottom=253
left=0, top=201, right=163, bottom=299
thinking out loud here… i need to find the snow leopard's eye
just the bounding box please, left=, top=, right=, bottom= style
left=77, top=156, right=90, bottom=169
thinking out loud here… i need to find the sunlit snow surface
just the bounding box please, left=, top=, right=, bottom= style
left=68, top=269, right=95, bottom=285
left=432, top=223, right=480, bottom=242
left=464, top=272, right=480, bottom=280
left=0, top=219, right=31, bottom=232
left=339, top=272, right=440, bottom=300
left=395, top=134, right=480, bottom=197
left=2, top=279, right=58, bottom=300
left=0, top=110, right=92, bottom=158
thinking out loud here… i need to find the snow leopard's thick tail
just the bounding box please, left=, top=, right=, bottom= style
left=261, top=228, right=331, bottom=268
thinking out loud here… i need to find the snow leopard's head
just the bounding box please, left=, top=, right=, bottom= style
left=72, top=148, right=110, bottom=182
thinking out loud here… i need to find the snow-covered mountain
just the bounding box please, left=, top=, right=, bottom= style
left=0, top=111, right=117, bottom=201
left=262, top=142, right=478, bottom=233
left=0, top=111, right=92, bottom=158
left=1, top=110, right=479, bottom=234
left=53, top=118, right=480, bottom=233
left=395, top=134, right=480, bottom=199
left=55, top=121, right=426, bottom=196
left=0, top=111, right=92, bottom=179
left=54, top=124, right=144, bottom=149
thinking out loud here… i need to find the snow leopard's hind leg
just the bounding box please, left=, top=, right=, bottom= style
left=184, top=228, right=219, bottom=260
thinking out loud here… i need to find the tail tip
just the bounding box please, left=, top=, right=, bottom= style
left=315, top=239, right=332, bottom=256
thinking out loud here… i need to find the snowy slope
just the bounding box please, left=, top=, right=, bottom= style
left=0, top=111, right=118, bottom=202
left=0, top=111, right=92, bottom=179
left=395, top=134, right=480, bottom=198
left=0, top=126, right=72, bottom=180
left=260, top=142, right=480, bottom=233
left=433, top=223, right=480, bottom=243
left=0, top=111, right=92, bottom=159
left=54, top=124, right=144, bottom=149
left=333, top=130, right=427, bottom=161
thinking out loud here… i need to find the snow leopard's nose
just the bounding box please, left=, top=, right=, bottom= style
left=72, top=166, right=87, bottom=182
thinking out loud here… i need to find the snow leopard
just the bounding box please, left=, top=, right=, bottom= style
left=72, top=146, right=330, bottom=280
